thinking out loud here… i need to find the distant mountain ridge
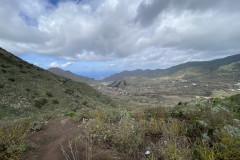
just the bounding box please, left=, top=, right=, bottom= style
left=103, top=54, right=240, bottom=81
left=48, top=67, right=95, bottom=84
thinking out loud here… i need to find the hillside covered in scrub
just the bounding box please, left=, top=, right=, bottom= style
left=103, top=54, right=240, bottom=81
left=0, top=47, right=118, bottom=159
left=0, top=47, right=116, bottom=119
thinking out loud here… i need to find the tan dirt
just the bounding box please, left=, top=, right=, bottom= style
left=22, top=117, right=122, bottom=160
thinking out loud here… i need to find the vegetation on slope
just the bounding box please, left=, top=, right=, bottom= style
left=0, top=47, right=118, bottom=159
left=66, top=94, right=240, bottom=159
left=103, top=54, right=240, bottom=81
left=0, top=47, right=115, bottom=119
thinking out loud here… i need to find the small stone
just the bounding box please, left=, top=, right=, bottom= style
left=145, top=151, right=150, bottom=155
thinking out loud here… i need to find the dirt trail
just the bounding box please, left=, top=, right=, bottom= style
left=23, top=117, right=84, bottom=160
left=22, top=117, right=122, bottom=160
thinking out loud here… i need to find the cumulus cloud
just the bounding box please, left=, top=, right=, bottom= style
left=0, top=0, right=240, bottom=70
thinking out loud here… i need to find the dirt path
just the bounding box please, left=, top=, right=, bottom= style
left=22, top=117, right=84, bottom=160
left=22, top=117, right=122, bottom=160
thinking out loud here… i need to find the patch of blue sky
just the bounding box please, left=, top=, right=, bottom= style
left=20, top=52, right=121, bottom=79
left=48, top=0, right=83, bottom=6
left=68, top=61, right=123, bottom=79
left=20, top=52, right=59, bottom=69
left=19, top=12, right=38, bottom=27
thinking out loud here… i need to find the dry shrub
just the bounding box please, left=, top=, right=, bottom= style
left=0, top=119, right=30, bottom=160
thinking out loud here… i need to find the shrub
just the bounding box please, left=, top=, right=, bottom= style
left=52, top=99, right=59, bottom=104
left=30, top=121, right=43, bottom=132
left=46, top=91, right=53, bottom=97
left=144, top=107, right=167, bottom=119
left=82, top=100, right=88, bottom=105
left=0, top=120, right=30, bottom=159
left=1, top=64, right=8, bottom=68
left=65, top=89, right=74, bottom=95
left=214, top=130, right=240, bottom=159
left=0, top=84, right=4, bottom=89
left=65, top=110, right=77, bottom=117
left=34, top=98, right=48, bottom=108
left=25, top=88, right=31, bottom=92
left=8, top=78, right=15, bottom=82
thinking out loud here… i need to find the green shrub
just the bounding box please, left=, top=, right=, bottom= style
left=25, top=88, right=31, bottom=92
left=178, top=102, right=183, bottom=105
left=0, top=84, right=4, bottom=89
left=0, top=120, right=30, bottom=160
left=52, top=99, right=59, bottom=104
left=82, top=100, right=88, bottom=105
left=64, top=110, right=77, bottom=117
left=65, top=89, right=74, bottom=95
left=30, top=121, right=43, bottom=132
left=8, top=78, right=15, bottom=82
left=46, top=91, right=53, bottom=97
left=34, top=98, right=48, bottom=108
left=144, top=107, right=167, bottom=119
left=171, top=110, right=181, bottom=117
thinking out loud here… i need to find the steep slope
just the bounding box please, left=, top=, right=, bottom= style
left=103, top=54, right=240, bottom=81
left=0, top=47, right=114, bottom=119
left=48, top=67, right=95, bottom=84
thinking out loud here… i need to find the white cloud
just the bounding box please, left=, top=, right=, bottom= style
left=47, top=61, right=74, bottom=68
left=0, top=0, right=240, bottom=70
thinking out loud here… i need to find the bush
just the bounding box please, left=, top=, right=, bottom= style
left=25, top=88, right=31, bottom=92
left=178, top=102, right=183, bottom=105
left=144, top=107, right=167, bottom=119
left=64, top=110, right=77, bottom=117
left=0, top=84, right=4, bottom=89
left=52, top=99, right=59, bottom=104
left=65, top=89, right=74, bottom=95
left=0, top=120, right=30, bottom=159
left=8, top=78, right=15, bottom=82
left=46, top=91, right=53, bottom=97
left=34, top=98, right=48, bottom=108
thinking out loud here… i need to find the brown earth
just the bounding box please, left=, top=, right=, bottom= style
left=22, top=117, right=122, bottom=160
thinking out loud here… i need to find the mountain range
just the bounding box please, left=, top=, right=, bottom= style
left=48, top=67, right=95, bottom=84
left=103, top=54, right=240, bottom=81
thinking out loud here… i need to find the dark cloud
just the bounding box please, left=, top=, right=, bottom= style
left=135, top=0, right=168, bottom=27
left=134, top=0, right=240, bottom=27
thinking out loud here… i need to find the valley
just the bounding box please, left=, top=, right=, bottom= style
left=95, top=75, right=240, bottom=109
left=1, top=48, right=240, bottom=160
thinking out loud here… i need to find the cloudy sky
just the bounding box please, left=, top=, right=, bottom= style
left=0, top=0, right=240, bottom=78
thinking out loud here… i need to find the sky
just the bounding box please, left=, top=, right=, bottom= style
left=0, top=0, right=240, bottom=79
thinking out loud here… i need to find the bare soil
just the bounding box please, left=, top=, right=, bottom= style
left=22, top=117, right=121, bottom=160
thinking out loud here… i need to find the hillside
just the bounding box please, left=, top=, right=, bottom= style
left=48, top=67, right=95, bottom=84
left=0, top=47, right=114, bottom=119
left=103, top=54, right=240, bottom=81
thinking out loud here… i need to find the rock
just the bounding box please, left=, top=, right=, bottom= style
left=145, top=151, right=150, bottom=155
